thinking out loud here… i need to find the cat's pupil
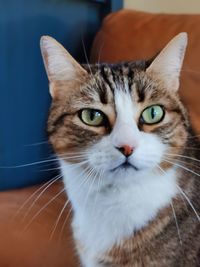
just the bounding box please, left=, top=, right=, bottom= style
left=90, top=110, right=99, bottom=121
left=151, top=107, right=156, bottom=119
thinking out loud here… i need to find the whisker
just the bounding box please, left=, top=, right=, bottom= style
left=82, top=168, right=98, bottom=210
left=97, top=41, right=105, bottom=65
left=61, top=155, right=89, bottom=161
left=0, top=157, right=59, bottom=169
left=165, top=153, right=200, bottom=163
left=24, top=140, right=49, bottom=147
left=176, top=185, right=200, bottom=221
left=170, top=201, right=182, bottom=245
left=12, top=175, right=60, bottom=220
left=57, top=151, right=90, bottom=156
left=187, top=134, right=200, bottom=139
left=58, top=166, right=95, bottom=241
left=164, top=157, right=200, bottom=172
left=58, top=205, right=73, bottom=242
left=52, top=165, right=94, bottom=241
left=55, top=151, right=88, bottom=159
left=170, top=146, right=200, bottom=151
left=49, top=199, right=70, bottom=240
left=160, top=160, right=200, bottom=221
left=156, top=164, right=182, bottom=244
left=81, top=38, right=93, bottom=76
left=38, top=167, right=61, bottom=172
left=58, top=151, right=90, bottom=157
left=21, top=174, right=62, bottom=222
left=22, top=160, right=89, bottom=222
left=163, top=159, right=200, bottom=177
left=181, top=68, right=200, bottom=75
left=23, top=188, right=65, bottom=232
left=94, top=169, right=104, bottom=207
left=0, top=152, right=88, bottom=169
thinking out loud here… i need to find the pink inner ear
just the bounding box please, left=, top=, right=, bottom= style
left=146, top=32, right=187, bottom=92
left=40, top=35, right=87, bottom=83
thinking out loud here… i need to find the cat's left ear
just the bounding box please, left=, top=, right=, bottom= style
left=146, top=32, right=188, bottom=91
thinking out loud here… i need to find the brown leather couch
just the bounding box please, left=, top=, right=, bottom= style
left=1, top=10, right=200, bottom=267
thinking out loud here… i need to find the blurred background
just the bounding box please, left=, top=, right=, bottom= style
left=1, top=1, right=200, bottom=267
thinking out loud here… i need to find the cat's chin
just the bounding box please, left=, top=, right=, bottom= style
left=105, top=164, right=149, bottom=185
left=102, top=161, right=160, bottom=186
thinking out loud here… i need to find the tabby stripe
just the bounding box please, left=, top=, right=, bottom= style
left=127, top=68, right=134, bottom=92
left=152, top=120, right=181, bottom=138
left=52, top=112, right=69, bottom=128
left=110, top=68, right=117, bottom=88
left=96, top=79, right=108, bottom=104
left=100, top=65, right=115, bottom=93
left=118, top=67, right=126, bottom=90
left=136, top=81, right=145, bottom=102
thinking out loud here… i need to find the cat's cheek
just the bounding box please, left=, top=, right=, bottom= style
left=88, top=148, right=124, bottom=172
left=87, top=137, right=124, bottom=172
left=130, top=134, right=166, bottom=170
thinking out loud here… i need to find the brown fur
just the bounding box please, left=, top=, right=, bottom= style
left=99, top=187, right=199, bottom=267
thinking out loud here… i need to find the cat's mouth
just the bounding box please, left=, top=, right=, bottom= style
left=110, top=160, right=139, bottom=172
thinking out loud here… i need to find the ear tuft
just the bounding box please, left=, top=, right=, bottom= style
left=146, top=32, right=188, bottom=91
left=40, top=36, right=86, bottom=83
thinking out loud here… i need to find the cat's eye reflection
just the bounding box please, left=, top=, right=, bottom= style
left=79, top=108, right=107, bottom=127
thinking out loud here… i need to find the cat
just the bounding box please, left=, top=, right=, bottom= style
left=40, top=33, right=200, bottom=267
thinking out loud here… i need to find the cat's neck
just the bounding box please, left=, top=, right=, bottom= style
left=60, top=160, right=178, bottom=253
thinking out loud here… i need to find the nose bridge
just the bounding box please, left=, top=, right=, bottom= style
left=111, top=118, right=139, bottom=148
left=111, top=89, right=139, bottom=148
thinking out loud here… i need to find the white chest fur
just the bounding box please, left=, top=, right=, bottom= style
left=60, top=160, right=178, bottom=267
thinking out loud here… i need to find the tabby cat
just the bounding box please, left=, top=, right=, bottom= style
left=40, top=33, right=200, bottom=267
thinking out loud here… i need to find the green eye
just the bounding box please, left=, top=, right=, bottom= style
left=141, top=105, right=164, bottom=124
left=80, top=109, right=105, bottom=126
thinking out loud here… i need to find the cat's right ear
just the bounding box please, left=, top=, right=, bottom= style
left=40, top=36, right=87, bottom=97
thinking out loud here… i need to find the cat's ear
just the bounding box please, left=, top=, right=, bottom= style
left=146, top=32, right=187, bottom=91
left=40, top=36, right=87, bottom=96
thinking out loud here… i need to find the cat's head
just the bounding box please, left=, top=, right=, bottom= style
left=41, top=33, right=189, bottom=187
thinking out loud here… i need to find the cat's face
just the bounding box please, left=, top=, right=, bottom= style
left=41, top=33, right=189, bottom=187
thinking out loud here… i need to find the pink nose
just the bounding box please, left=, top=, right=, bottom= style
left=117, top=145, right=134, bottom=157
